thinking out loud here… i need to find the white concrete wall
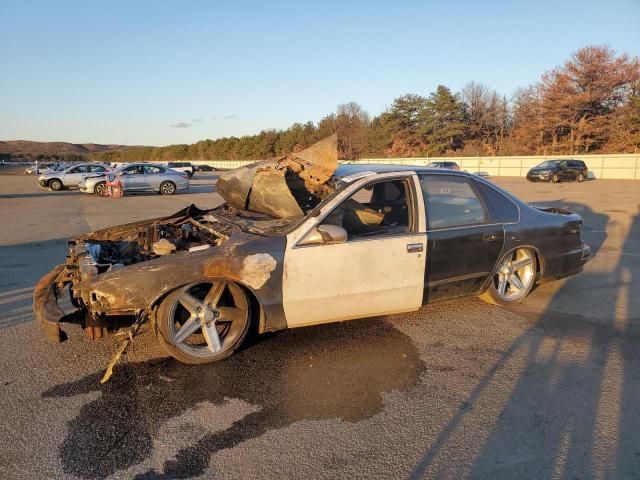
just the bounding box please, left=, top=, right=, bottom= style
left=192, top=153, right=640, bottom=179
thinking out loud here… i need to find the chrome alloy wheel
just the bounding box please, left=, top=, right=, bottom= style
left=160, top=181, right=176, bottom=195
left=492, top=249, right=536, bottom=302
left=167, top=281, right=248, bottom=359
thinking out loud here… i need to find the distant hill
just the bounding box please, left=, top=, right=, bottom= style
left=0, top=140, right=150, bottom=156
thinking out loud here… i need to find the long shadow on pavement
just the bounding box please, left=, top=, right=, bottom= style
left=43, top=318, right=426, bottom=479
left=410, top=200, right=640, bottom=478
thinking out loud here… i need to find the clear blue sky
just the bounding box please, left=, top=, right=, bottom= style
left=1, top=0, right=639, bottom=146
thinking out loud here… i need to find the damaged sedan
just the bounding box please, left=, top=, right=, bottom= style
left=34, top=134, right=591, bottom=372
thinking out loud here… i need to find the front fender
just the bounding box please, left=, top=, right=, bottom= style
left=74, top=236, right=287, bottom=331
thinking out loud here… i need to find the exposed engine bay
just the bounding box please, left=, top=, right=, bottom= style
left=68, top=208, right=234, bottom=282
left=66, top=134, right=341, bottom=282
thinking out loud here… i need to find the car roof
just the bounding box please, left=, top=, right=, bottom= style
left=335, top=163, right=470, bottom=178
left=118, top=162, right=165, bottom=168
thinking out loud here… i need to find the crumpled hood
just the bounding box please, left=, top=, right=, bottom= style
left=216, top=134, right=339, bottom=219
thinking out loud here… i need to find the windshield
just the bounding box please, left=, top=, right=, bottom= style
left=535, top=160, right=558, bottom=169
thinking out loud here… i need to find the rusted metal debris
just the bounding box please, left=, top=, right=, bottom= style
left=216, top=134, right=338, bottom=219
left=100, top=312, right=146, bottom=384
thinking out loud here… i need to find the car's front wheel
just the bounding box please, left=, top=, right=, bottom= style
left=160, top=181, right=176, bottom=195
left=577, top=173, right=585, bottom=182
left=49, top=179, right=63, bottom=191
left=479, top=248, right=537, bottom=306
left=154, top=281, right=251, bottom=364
left=551, top=173, right=560, bottom=183
left=94, top=181, right=107, bottom=196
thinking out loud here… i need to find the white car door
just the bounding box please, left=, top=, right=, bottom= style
left=282, top=173, right=427, bottom=328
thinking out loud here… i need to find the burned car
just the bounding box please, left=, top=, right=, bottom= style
left=34, top=135, right=591, bottom=370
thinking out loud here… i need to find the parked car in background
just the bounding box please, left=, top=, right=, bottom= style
left=527, top=159, right=588, bottom=183
left=426, top=161, right=460, bottom=170
left=165, top=161, right=196, bottom=178
left=78, top=162, right=189, bottom=196
left=25, top=163, right=59, bottom=174
left=195, top=164, right=216, bottom=172
left=38, top=163, right=111, bottom=191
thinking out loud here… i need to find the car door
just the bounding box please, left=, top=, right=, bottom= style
left=119, top=165, right=145, bottom=190
left=558, top=161, right=573, bottom=180
left=418, top=174, right=505, bottom=302
left=283, top=173, right=427, bottom=328
left=64, top=165, right=88, bottom=186
left=143, top=165, right=163, bottom=190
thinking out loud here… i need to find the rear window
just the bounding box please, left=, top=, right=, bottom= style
left=476, top=181, right=519, bottom=223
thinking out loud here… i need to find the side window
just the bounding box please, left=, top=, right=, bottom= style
left=122, top=166, right=143, bottom=175
left=143, top=165, right=162, bottom=174
left=69, top=165, right=88, bottom=174
left=88, top=165, right=106, bottom=173
left=419, top=175, right=486, bottom=229
left=320, top=179, right=413, bottom=240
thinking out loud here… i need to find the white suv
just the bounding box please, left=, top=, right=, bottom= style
left=165, top=162, right=195, bottom=178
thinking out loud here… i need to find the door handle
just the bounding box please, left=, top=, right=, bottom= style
left=407, top=243, right=423, bottom=253
left=483, top=232, right=499, bottom=242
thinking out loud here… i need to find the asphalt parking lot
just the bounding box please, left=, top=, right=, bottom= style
left=1, top=169, right=639, bottom=479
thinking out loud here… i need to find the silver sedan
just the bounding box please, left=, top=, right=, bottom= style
left=38, top=163, right=111, bottom=190
left=78, top=163, right=189, bottom=196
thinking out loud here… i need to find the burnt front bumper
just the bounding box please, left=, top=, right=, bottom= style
left=33, top=264, right=85, bottom=343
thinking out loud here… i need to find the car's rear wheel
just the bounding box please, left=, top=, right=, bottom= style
left=94, top=181, right=107, bottom=196
left=49, top=179, right=63, bottom=191
left=479, top=248, right=537, bottom=306
left=155, top=281, right=251, bottom=364
left=577, top=173, right=585, bottom=182
left=551, top=174, right=560, bottom=183
left=160, top=181, right=176, bottom=195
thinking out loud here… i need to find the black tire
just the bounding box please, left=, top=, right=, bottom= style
left=49, top=179, right=63, bottom=191
left=160, top=181, right=176, bottom=195
left=551, top=173, right=560, bottom=183
left=154, top=281, right=251, bottom=364
left=577, top=173, right=585, bottom=182
left=479, top=248, right=538, bottom=306
left=94, top=181, right=107, bottom=196
left=187, top=171, right=193, bottom=179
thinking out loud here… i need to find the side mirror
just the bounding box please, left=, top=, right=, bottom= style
left=299, top=224, right=348, bottom=246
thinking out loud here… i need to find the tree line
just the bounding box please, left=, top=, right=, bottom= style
left=85, top=45, right=636, bottom=162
